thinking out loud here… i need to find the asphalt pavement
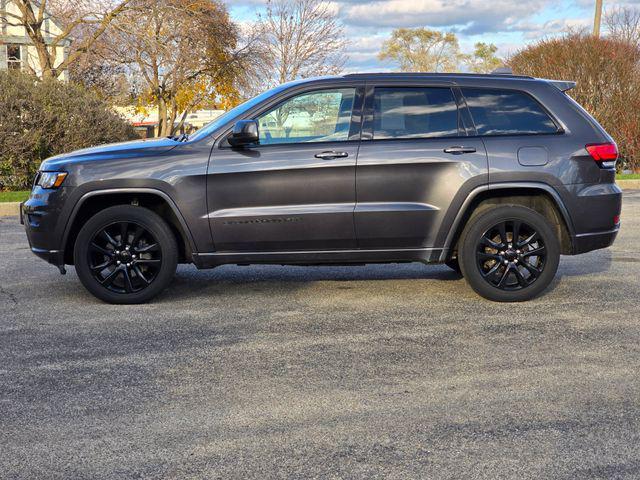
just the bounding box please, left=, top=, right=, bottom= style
left=1, top=192, right=640, bottom=479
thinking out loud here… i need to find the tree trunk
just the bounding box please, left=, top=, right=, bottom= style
left=32, top=37, right=56, bottom=78
left=157, top=97, right=169, bottom=137
left=14, top=0, right=56, bottom=78
left=167, top=97, right=178, bottom=136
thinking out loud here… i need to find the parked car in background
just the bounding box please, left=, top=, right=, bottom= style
left=22, top=72, right=622, bottom=303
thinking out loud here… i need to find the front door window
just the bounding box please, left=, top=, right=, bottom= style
left=256, top=88, right=356, bottom=145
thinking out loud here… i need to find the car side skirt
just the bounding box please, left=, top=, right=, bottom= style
left=192, top=248, right=444, bottom=269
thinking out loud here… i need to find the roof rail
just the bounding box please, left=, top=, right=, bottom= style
left=491, top=67, right=513, bottom=75
left=342, top=72, right=533, bottom=79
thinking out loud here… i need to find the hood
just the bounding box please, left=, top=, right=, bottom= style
left=40, top=137, right=180, bottom=170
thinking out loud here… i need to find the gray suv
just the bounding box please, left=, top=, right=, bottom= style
left=22, top=73, right=622, bottom=303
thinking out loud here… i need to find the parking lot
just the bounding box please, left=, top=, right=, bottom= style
left=1, top=191, right=639, bottom=479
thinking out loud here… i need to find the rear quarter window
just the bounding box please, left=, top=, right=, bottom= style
left=461, top=88, right=559, bottom=136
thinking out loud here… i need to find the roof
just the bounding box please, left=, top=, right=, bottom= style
left=287, top=72, right=574, bottom=92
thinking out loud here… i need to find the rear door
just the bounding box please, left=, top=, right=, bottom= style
left=355, top=82, right=488, bottom=249
left=207, top=83, right=364, bottom=251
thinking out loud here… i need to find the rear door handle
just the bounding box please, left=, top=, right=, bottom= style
left=315, top=151, right=349, bottom=160
left=444, top=146, right=477, bottom=155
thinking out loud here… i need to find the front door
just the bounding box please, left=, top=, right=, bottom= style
left=207, top=85, right=363, bottom=252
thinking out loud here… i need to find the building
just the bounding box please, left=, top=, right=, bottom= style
left=0, top=0, right=70, bottom=80
left=115, top=106, right=226, bottom=139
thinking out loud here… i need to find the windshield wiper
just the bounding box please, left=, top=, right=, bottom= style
left=168, top=133, right=189, bottom=142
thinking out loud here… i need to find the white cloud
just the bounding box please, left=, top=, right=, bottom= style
left=339, top=0, right=551, bottom=34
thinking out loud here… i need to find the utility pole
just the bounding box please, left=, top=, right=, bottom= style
left=593, top=0, right=603, bottom=36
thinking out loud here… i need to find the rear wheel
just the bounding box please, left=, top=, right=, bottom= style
left=458, top=205, right=560, bottom=302
left=74, top=205, right=178, bottom=304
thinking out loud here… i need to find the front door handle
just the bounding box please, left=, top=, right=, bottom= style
left=315, top=151, right=349, bottom=160
left=444, top=146, right=477, bottom=155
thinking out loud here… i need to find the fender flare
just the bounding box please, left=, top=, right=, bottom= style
left=441, top=182, right=575, bottom=260
left=61, top=188, right=198, bottom=256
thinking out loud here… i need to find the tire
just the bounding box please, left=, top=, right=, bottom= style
left=74, top=205, right=178, bottom=304
left=458, top=205, right=560, bottom=302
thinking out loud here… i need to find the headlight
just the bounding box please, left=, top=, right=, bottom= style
left=37, top=171, right=68, bottom=189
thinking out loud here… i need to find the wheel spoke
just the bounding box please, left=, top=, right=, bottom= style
left=91, top=259, right=113, bottom=272
left=100, top=267, right=121, bottom=287
left=135, top=243, right=159, bottom=253
left=482, top=262, right=501, bottom=280
left=521, top=260, right=542, bottom=278
left=513, top=267, right=528, bottom=287
left=478, top=252, right=501, bottom=261
left=122, top=268, right=134, bottom=293
left=480, top=236, right=501, bottom=249
left=522, top=246, right=546, bottom=257
left=518, top=231, right=539, bottom=248
left=498, top=222, right=508, bottom=246
left=90, top=242, right=113, bottom=257
left=120, top=222, right=129, bottom=246
left=131, top=225, right=145, bottom=247
left=512, top=220, right=521, bottom=244
left=134, top=258, right=161, bottom=265
left=101, top=229, right=119, bottom=248
left=133, top=265, right=150, bottom=285
left=497, top=266, right=511, bottom=287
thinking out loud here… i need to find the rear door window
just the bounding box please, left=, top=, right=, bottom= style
left=460, top=88, right=559, bottom=136
left=373, top=87, right=461, bottom=139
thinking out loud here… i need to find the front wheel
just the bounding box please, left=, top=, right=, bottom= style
left=458, top=205, right=560, bottom=302
left=74, top=205, right=178, bottom=304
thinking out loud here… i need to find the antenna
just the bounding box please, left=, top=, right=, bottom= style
left=491, top=67, right=513, bottom=75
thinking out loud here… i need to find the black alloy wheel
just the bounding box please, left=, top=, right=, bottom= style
left=476, top=220, right=546, bottom=291
left=458, top=205, right=560, bottom=302
left=74, top=205, right=178, bottom=304
left=88, top=221, right=162, bottom=294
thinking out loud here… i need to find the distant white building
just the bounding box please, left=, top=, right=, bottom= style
left=0, top=0, right=70, bottom=80
left=115, top=106, right=226, bottom=138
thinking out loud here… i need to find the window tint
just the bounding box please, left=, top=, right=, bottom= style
left=373, top=87, right=460, bottom=140
left=461, top=88, right=558, bottom=136
left=257, top=88, right=355, bottom=145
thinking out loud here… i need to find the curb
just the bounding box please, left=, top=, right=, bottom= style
left=1, top=181, right=639, bottom=218
left=618, top=179, right=640, bottom=189
left=0, top=202, right=20, bottom=217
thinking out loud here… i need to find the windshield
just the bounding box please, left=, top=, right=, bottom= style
left=188, top=84, right=290, bottom=142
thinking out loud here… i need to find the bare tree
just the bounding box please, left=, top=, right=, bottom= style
left=378, top=28, right=461, bottom=73
left=605, top=5, right=640, bottom=45
left=108, top=0, right=252, bottom=137
left=254, top=0, right=347, bottom=88
left=0, top=0, right=130, bottom=79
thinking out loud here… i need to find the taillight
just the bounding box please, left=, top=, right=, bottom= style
left=585, top=143, right=618, bottom=168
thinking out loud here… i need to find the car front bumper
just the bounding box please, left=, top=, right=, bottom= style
left=22, top=187, right=70, bottom=269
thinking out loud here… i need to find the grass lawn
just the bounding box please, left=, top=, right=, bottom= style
left=617, top=173, right=640, bottom=180
left=0, top=191, right=30, bottom=203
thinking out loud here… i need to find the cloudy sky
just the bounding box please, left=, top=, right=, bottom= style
left=227, top=0, right=639, bottom=71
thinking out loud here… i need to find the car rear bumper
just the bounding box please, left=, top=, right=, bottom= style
left=572, top=226, right=619, bottom=254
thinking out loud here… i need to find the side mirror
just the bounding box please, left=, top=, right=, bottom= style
left=228, top=119, right=259, bottom=147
